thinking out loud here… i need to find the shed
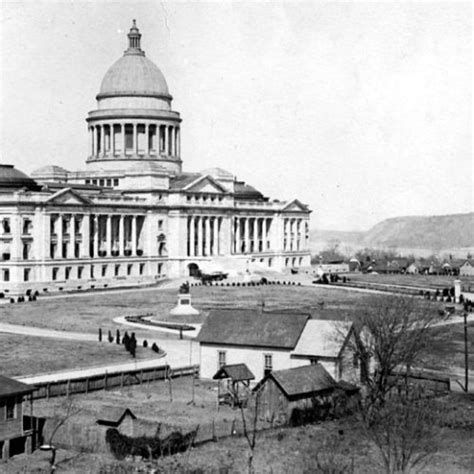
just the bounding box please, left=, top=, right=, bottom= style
left=253, top=364, right=338, bottom=424
left=213, top=364, right=255, bottom=407
left=96, top=407, right=136, bottom=437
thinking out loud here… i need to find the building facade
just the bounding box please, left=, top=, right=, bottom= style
left=0, top=21, right=311, bottom=296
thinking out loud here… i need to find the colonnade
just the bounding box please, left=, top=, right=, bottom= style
left=89, top=122, right=180, bottom=158
left=233, top=217, right=272, bottom=254
left=187, top=215, right=223, bottom=257
left=50, top=213, right=145, bottom=259
left=283, top=218, right=305, bottom=252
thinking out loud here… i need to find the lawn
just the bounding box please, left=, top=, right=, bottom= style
left=423, top=322, right=474, bottom=373
left=349, top=273, right=474, bottom=290
left=0, top=333, right=156, bottom=378
left=0, top=284, right=374, bottom=334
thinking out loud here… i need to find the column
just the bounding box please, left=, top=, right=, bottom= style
left=70, top=214, right=76, bottom=258
left=244, top=218, right=249, bottom=253
left=131, top=216, right=137, bottom=256
left=197, top=216, right=203, bottom=257
left=106, top=215, right=112, bottom=256
left=57, top=214, right=63, bottom=259
left=122, top=123, right=126, bottom=156
left=81, top=214, right=90, bottom=257
left=234, top=217, right=240, bottom=254
left=213, top=217, right=219, bottom=256
left=175, top=128, right=180, bottom=157
left=262, top=218, right=267, bottom=251
left=119, top=215, right=124, bottom=256
left=146, top=123, right=150, bottom=156
left=133, top=123, right=138, bottom=156
left=101, top=125, right=105, bottom=157
left=189, top=216, right=195, bottom=257
left=93, top=215, right=99, bottom=257
left=164, top=125, right=169, bottom=155
left=204, top=216, right=211, bottom=256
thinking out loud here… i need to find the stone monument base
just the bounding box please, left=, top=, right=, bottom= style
left=170, top=293, right=200, bottom=316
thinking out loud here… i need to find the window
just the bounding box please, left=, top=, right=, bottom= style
left=127, top=264, right=133, bottom=276
left=2, top=269, right=9, bottom=282
left=52, top=267, right=59, bottom=281
left=85, top=179, right=90, bottom=184
left=99, top=179, right=105, bottom=187
left=114, top=264, right=120, bottom=277
left=139, top=263, right=145, bottom=275
left=264, top=354, right=273, bottom=376
left=23, top=268, right=30, bottom=282
left=101, top=265, right=107, bottom=277
left=113, top=178, right=119, bottom=186
left=2, top=218, right=11, bottom=234
left=22, top=243, right=31, bottom=260
left=65, top=267, right=71, bottom=280
left=106, top=179, right=112, bottom=187
left=77, top=266, right=83, bottom=279
left=22, top=218, right=32, bottom=235
left=5, top=398, right=16, bottom=420
left=90, top=265, right=95, bottom=278
left=158, top=220, right=163, bottom=230
left=218, top=351, right=226, bottom=369
left=157, top=263, right=163, bottom=275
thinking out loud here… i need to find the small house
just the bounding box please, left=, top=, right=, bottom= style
left=96, top=407, right=136, bottom=437
left=290, top=320, right=359, bottom=383
left=0, top=375, right=35, bottom=460
left=197, top=310, right=311, bottom=380
left=459, top=260, right=474, bottom=276
left=253, top=364, right=358, bottom=425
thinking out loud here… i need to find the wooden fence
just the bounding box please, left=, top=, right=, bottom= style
left=30, top=364, right=200, bottom=401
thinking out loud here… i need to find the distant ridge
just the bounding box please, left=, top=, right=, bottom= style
left=310, top=212, right=474, bottom=256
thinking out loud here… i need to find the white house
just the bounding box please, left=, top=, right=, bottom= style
left=290, top=320, right=359, bottom=383
left=197, top=310, right=360, bottom=384
left=459, top=260, right=474, bottom=276
left=197, top=310, right=311, bottom=380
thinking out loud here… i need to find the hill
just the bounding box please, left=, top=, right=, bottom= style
left=310, top=212, right=474, bottom=257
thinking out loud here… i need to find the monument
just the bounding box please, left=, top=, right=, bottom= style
left=169, top=282, right=200, bottom=316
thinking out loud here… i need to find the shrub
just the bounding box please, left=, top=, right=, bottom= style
left=143, top=339, right=148, bottom=348
left=116, top=329, right=121, bottom=344
left=152, top=342, right=160, bottom=353
left=98, top=328, right=102, bottom=342
left=108, top=330, right=113, bottom=343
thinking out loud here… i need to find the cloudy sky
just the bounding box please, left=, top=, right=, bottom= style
left=1, top=1, right=472, bottom=231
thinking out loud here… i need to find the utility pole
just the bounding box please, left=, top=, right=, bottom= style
left=464, top=311, right=469, bottom=392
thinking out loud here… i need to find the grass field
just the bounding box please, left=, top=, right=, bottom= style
left=0, top=333, right=155, bottom=377
left=0, top=284, right=375, bottom=335
left=349, top=273, right=474, bottom=290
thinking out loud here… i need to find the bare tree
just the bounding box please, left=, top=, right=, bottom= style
left=349, top=294, right=441, bottom=405
left=311, top=432, right=355, bottom=474
left=239, top=388, right=262, bottom=474
left=363, top=393, right=440, bottom=473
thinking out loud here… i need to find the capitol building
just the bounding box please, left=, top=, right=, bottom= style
left=0, top=21, right=311, bottom=296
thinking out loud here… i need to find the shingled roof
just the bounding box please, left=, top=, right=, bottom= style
left=213, top=364, right=255, bottom=381
left=197, top=310, right=310, bottom=349
left=0, top=375, right=34, bottom=398
left=169, top=172, right=202, bottom=190
left=259, top=364, right=337, bottom=398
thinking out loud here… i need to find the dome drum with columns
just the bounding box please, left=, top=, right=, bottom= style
left=86, top=20, right=182, bottom=174
left=0, top=21, right=311, bottom=297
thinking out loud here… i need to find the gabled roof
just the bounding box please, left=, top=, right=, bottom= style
left=256, top=364, right=337, bottom=398
left=291, top=320, right=353, bottom=359
left=197, top=310, right=310, bottom=350
left=0, top=375, right=34, bottom=397
left=169, top=172, right=202, bottom=190
left=45, top=187, right=93, bottom=205
left=183, top=174, right=228, bottom=193
left=233, top=181, right=265, bottom=201
left=213, top=363, right=255, bottom=381
left=281, top=199, right=310, bottom=212
left=96, top=407, right=137, bottom=427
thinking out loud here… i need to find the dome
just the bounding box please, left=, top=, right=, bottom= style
left=97, top=21, right=170, bottom=100
left=0, top=165, right=41, bottom=191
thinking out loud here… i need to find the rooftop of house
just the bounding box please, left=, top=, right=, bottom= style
left=0, top=375, right=34, bottom=398
left=96, top=407, right=137, bottom=426
left=291, top=320, right=353, bottom=359
left=213, top=363, right=255, bottom=381
left=197, top=309, right=310, bottom=350
left=257, top=363, right=337, bottom=398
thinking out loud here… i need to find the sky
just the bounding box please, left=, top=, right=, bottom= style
left=1, top=1, right=472, bottom=231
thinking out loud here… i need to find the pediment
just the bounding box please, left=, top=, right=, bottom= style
left=282, top=199, right=309, bottom=212
left=46, top=188, right=92, bottom=206
left=184, top=175, right=227, bottom=194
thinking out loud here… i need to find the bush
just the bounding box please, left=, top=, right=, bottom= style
left=98, top=328, right=102, bottom=342
left=108, top=330, right=113, bottom=343
left=151, top=343, right=160, bottom=353
left=143, top=339, right=148, bottom=348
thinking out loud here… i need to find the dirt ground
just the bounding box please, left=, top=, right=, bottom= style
left=4, top=393, right=474, bottom=474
